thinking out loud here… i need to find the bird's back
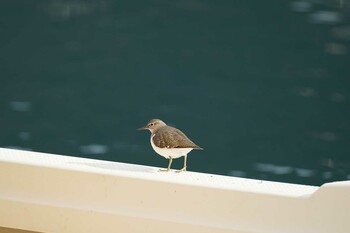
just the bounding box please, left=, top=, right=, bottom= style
left=152, top=126, right=203, bottom=149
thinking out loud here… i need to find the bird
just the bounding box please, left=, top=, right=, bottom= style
left=137, top=119, right=203, bottom=172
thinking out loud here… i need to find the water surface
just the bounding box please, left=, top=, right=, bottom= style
left=1, top=0, right=350, bottom=185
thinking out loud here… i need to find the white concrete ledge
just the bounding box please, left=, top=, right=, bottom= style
left=0, top=148, right=349, bottom=233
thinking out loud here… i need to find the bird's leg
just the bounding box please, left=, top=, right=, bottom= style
left=176, top=155, right=187, bottom=172
left=167, top=157, right=173, bottom=171
left=160, top=157, right=173, bottom=172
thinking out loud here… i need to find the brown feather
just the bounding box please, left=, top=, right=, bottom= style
left=152, top=126, right=203, bottom=149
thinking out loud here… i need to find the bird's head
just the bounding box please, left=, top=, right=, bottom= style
left=137, top=119, right=166, bottom=133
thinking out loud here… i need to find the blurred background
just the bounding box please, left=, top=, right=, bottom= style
left=1, top=0, right=349, bottom=186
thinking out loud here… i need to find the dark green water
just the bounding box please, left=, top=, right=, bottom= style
left=1, top=0, right=349, bottom=186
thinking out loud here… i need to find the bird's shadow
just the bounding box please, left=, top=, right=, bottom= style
left=68, top=161, right=157, bottom=173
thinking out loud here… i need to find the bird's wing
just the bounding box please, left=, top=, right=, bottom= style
left=153, top=126, right=201, bottom=149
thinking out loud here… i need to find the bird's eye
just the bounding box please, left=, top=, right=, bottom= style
left=150, top=123, right=154, bottom=126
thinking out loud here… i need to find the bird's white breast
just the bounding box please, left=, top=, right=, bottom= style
left=151, top=134, right=193, bottom=159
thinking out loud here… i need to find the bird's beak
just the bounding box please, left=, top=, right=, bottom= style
left=137, top=125, right=148, bottom=131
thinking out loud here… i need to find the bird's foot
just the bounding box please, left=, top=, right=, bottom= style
left=176, top=167, right=187, bottom=173
left=159, top=168, right=171, bottom=172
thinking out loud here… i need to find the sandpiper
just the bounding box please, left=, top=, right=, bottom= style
left=138, top=119, right=203, bottom=172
